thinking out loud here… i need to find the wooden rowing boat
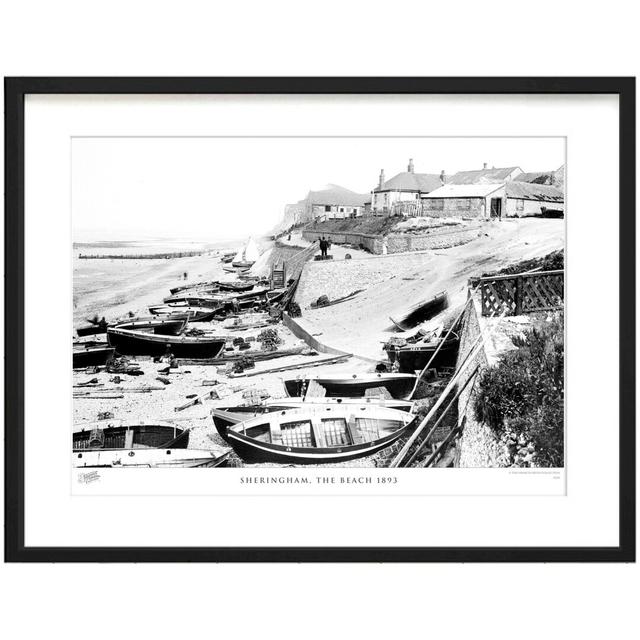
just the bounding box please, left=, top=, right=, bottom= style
left=393, top=333, right=460, bottom=372
left=385, top=331, right=460, bottom=373
left=225, top=405, right=416, bottom=464
left=283, top=373, right=417, bottom=400
left=114, top=317, right=188, bottom=336
left=389, top=290, right=449, bottom=331
left=107, top=327, right=226, bottom=358
left=212, top=398, right=416, bottom=440
left=72, top=420, right=229, bottom=468
left=73, top=344, right=115, bottom=369
left=147, top=305, right=220, bottom=322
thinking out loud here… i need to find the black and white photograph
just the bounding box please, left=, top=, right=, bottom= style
left=72, top=136, right=565, bottom=471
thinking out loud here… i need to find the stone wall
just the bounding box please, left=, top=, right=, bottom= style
left=455, top=296, right=506, bottom=468
left=302, top=223, right=481, bottom=255
left=422, top=197, right=486, bottom=218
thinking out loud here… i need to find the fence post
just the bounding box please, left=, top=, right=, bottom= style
left=515, top=276, right=523, bottom=315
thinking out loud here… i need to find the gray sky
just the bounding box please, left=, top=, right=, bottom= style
left=72, top=137, right=564, bottom=241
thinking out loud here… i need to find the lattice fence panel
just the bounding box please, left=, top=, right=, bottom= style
left=480, top=271, right=564, bottom=317
left=521, top=273, right=564, bottom=313
left=481, top=279, right=517, bottom=316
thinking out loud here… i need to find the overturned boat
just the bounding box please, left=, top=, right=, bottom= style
left=212, top=398, right=415, bottom=441
left=73, top=420, right=229, bottom=468
left=389, top=290, right=449, bottom=332
left=107, top=326, right=226, bottom=358
left=73, top=344, right=115, bottom=369
left=225, top=405, right=416, bottom=464
left=283, top=373, right=417, bottom=400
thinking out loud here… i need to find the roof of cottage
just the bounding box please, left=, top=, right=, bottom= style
left=423, top=183, right=505, bottom=198
left=505, top=182, right=564, bottom=202
left=447, top=166, right=522, bottom=185
left=375, top=171, right=443, bottom=193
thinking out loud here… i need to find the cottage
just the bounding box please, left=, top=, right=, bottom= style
left=421, top=181, right=564, bottom=219
left=304, top=184, right=369, bottom=221
left=371, top=159, right=444, bottom=215
left=421, top=183, right=506, bottom=219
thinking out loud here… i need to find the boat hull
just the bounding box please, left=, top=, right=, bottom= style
left=227, top=425, right=411, bottom=464
left=73, top=449, right=229, bottom=468
left=390, top=291, right=449, bottom=331
left=283, top=374, right=416, bottom=400
left=396, top=345, right=458, bottom=372
left=73, top=346, right=115, bottom=369
left=212, top=398, right=416, bottom=441
left=107, top=328, right=226, bottom=358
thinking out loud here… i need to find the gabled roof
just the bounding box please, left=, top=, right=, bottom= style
left=448, top=166, right=522, bottom=185
left=306, top=184, right=369, bottom=207
left=423, top=183, right=504, bottom=199
left=506, top=182, right=564, bottom=202
left=514, top=171, right=555, bottom=185
left=375, top=172, right=442, bottom=193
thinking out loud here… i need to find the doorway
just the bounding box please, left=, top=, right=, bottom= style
left=490, top=197, right=502, bottom=219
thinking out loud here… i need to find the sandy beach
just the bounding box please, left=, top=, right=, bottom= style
left=73, top=219, right=563, bottom=467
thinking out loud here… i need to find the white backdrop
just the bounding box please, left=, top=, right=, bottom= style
left=1, top=2, right=638, bottom=640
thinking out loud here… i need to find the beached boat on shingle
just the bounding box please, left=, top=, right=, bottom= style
left=147, top=304, right=221, bottom=322
left=72, top=420, right=229, bottom=468
left=73, top=344, right=115, bottom=369
left=389, top=290, right=449, bottom=331
left=225, top=405, right=416, bottom=464
left=107, top=326, right=226, bottom=358
left=283, top=373, right=417, bottom=400
left=212, top=398, right=416, bottom=441
left=387, top=331, right=460, bottom=372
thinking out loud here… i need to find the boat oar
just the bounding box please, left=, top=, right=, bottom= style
left=389, top=309, right=506, bottom=468
left=407, top=296, right=473, bottom=400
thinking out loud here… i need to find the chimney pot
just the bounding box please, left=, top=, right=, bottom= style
left=408, top=158, right=414, bottom=173
left=483, top=162, right=488, bottom=170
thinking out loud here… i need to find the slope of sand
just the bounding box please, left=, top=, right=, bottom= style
left=293, top=218, right=565, bottom=360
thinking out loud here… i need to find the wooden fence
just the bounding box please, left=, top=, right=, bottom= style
left=479, top=269, right=564, bottom=316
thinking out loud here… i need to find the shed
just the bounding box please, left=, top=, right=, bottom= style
left=421, top=183, right=506, bottom=219
left=505, top=182, right=564, bottom=217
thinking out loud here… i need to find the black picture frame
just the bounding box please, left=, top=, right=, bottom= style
left=4, top=77, right=635, bottom=563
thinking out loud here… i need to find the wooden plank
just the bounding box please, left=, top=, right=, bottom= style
left=346, top=414, right=364, bottom=444
left=310, top=418, right=326, bottom=448
left=124, top=428, right=135, bottom=449
left=227, top=354, right=350, bottom=378
left=270, top=415, right=283, bottom=444
left=174, top=389, right=218, bottom=412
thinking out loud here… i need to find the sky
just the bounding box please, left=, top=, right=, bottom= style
left=72, top=137, right=565, bottom=242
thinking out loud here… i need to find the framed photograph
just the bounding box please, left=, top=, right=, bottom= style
left=4, top=77, right=635, bottom=562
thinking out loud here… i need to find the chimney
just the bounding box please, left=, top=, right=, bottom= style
left=378, top=169, right=385, bottom=189
left=440, top=170, right=446, bottom=185
left=483, top=162, right=488, bottom=170
left=408, top=158, right=414, bottom=173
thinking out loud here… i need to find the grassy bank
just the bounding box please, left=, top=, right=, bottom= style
left=474, top=313, right=564, bottom=467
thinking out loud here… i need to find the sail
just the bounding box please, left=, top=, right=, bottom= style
left=243, top=237, right=260, bottom=263
left=232, top=247, right=244, bottom=263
